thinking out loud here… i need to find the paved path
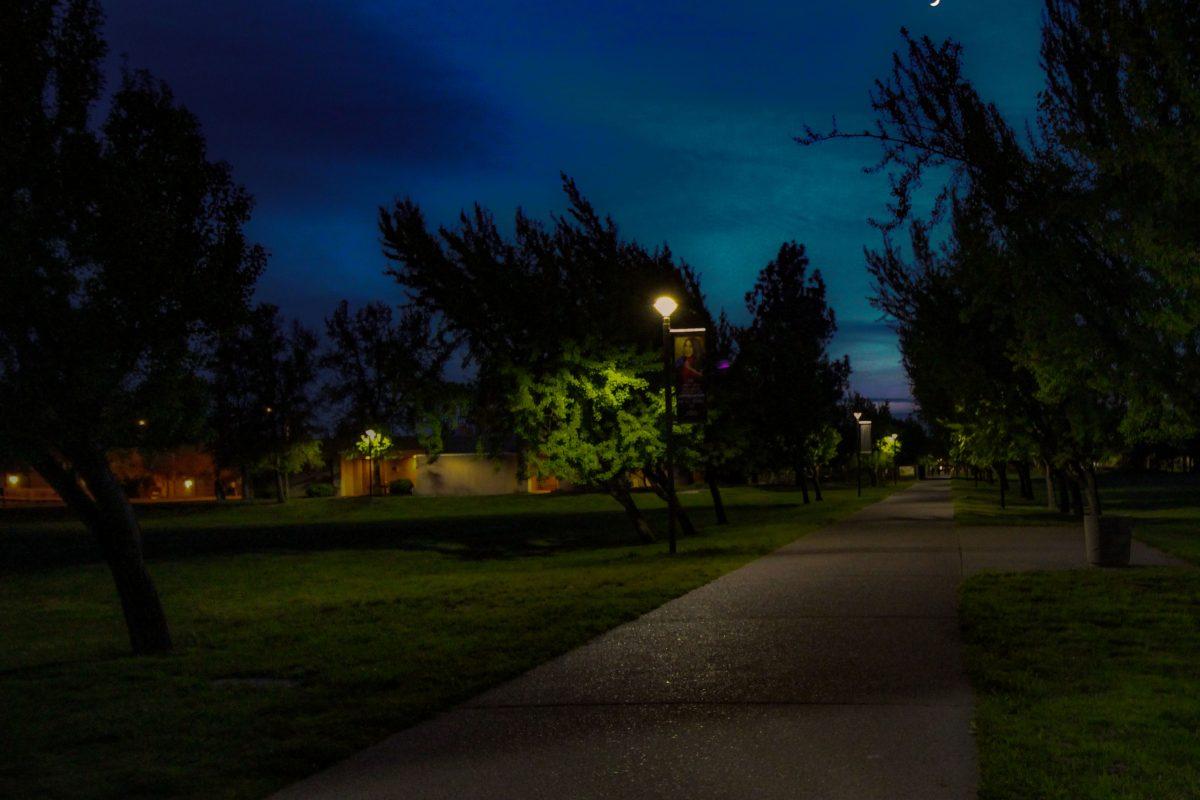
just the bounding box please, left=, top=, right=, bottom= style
left=271, top=481, right=1180, bottom=800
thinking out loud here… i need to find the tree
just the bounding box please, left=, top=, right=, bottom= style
left=379, top=176, right=712, bottom=538
left=0, top=1, right=264, bottom=653
left=321, top=300, right=454, bottom=446
left=355, top=428, right=393, bottom=496
left=738, top=242, right=850, bottom=502
left=877, top=433, right=902, bottom=484
left=866, top=193, right=1070, bottom=510
left=508, top=344, right=670, bottom=542
left=1040, top=0, right=1200, bottom=440
left=798, top=23, right=1168, bottom=520
left=210, top=305, right=320, bottom=503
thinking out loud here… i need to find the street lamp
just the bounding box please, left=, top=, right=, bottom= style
left=653, top=295, right=678, bottom=555
left=653, top=296, right=678, bottom=318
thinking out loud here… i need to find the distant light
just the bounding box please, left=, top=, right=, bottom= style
left=853, top=411, right=863, bottom=421
left=264, top=406, right=274, bottom=414
left=183, top=478, right=194, bottom=490
left=365, top=429, right=376, bottom=439
left=6, top=474, right=18, bottom=486
left=136, top=419, right=147, bottom=427
left=652, top=296, right=678, bottom=317
left=716, top=359, right=731, bottom=371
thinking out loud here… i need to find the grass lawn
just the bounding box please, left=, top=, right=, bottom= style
left=954, top=473, right=1200, bottom=800
left=0, top=482, right=901, bottom=800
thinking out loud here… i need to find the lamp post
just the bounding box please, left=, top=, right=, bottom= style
left=853, top=412, right=871, bottom=497
left=653, top=295, right=678, bottom=555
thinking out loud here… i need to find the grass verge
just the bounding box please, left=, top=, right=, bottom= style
left=955, top=474, right=1200, bottom=799
left=1, top=483, right=900, bottom=800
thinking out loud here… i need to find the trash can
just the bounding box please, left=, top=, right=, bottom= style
left=1083, top=514, right=1132, bottom=567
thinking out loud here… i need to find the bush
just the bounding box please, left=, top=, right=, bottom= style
left=305, top=483, right=335, bottom=498
left=388, top=478, right=414, bottom=496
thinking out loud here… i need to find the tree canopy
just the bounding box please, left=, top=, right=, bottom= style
left=1, top=0, right=265, bottom=652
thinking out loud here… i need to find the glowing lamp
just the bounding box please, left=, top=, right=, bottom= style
left=6, top=474, right=18, bottom=486
left=183, top=479, right=194, bottom=490
left=652, top=296, right=678, bottom=318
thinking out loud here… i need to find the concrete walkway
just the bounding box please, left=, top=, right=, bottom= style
left=271, top=481, right=1179, bottom=800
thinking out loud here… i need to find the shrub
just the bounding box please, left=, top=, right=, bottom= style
left=305, top=483, right=335, bottom=498
left=388, top=478, right=414, bottom=496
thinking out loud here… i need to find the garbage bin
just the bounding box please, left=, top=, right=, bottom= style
left=1083, top=514, right=1132, bottom=567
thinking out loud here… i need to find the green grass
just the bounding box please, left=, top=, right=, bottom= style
left=955, top=473, right=1200, bottom=799
left=0, top=483, right=902, bottom=800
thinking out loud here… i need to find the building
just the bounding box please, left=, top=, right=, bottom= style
left=2, top=446, right=241, bottom=505
left=338, top=450, right=562, bottom=497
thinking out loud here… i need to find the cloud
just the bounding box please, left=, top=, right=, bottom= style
left=102, top=0, right=505, bottom=169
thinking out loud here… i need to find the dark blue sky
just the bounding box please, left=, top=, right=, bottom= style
left=103, top=0, right=1045, bottom=408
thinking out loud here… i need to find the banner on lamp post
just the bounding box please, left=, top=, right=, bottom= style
left=858, top=420, right=873, bottom=455
left=672, top=328, right=707, bottom=423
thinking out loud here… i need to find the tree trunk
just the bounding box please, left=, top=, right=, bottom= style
left=795, top=464, right=810, bottom=504
left=607, top=478, right=655, bottom=543
left=240, top=465, right=252, bottom=500
left=1068, top=478, right=1084, bottom=516
left=36, top=447, right=172, bottom=655
left=1082, top=464, right=1102, bottom=516
left=706, top=472, right=728, bottom=525
left=811, top=465, right=824, bottom=501
left=646, top=468, right=698, bottom=537
left=997, top=462, right=1007, bottom=510
left=1043, top=462, right=1055, bottom=510
left=274, top=465, right=287, bottom=504
left=1054, top=469, right=1069, bottom=514
left=1017, top=461, right=1034, bottom=500
left=213, top=458, right=227, bottom=502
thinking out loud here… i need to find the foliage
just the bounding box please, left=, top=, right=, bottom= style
left=798, top=12, right=1200, bottom=511
left=507, top=345, right=669, bottom=488
left=259, top=439, right=322, bottom=478
left=876, top=433, right=901, bottom=469
left=378, top=174, right=710, bottom=458
left=379, top=176, right=714, bottom=535
left=736, top=242, right=849, bottom=488
left=355, top=429, right=393, bottom=461
left=388, top=478, right=414, bottom=496
left=304, top=483, right=335, bottom=498
left=212, top=305, right=320, bottom=498
left=0, top=0, right=265, bottom=652
left=320, top=300, right=456, bottom=444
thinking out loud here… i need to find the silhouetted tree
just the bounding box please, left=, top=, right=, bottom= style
left=797, top=21, right=1191, bottom=519
left=0, top=1, right=264, bottom=653
left=321, top=299, right=455, bottom=450
left=738, top=243, right=849, bottom=501
left=379, top=176, right=710, bottom=539
left=211, top=305, right=320, bottom=503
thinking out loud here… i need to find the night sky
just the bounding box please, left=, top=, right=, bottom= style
left=102, top=0, right=1045, bottom=409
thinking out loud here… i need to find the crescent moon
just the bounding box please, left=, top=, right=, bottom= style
left=930, top=0, right=940, bottom=5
